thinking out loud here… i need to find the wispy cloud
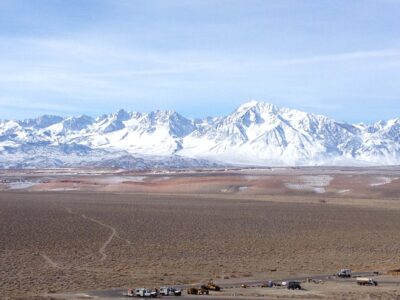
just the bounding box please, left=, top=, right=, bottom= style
left=270, top=49, right=400, bottom=66
left=1, top=0, right=400, bottom=123
left=0, top=36, right=227, bottom=100
left=0, top=96, right=81, bottom=117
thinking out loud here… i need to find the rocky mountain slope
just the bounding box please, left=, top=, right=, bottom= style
left=1, top=101, right=399, bottom=168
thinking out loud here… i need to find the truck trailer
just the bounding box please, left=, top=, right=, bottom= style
left=356, top=277, right=378, bottom=286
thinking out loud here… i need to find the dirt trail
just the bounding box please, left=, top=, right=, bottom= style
left=40, top=253, right=62, bottom=269
left=81, top=214, right=116, bottom=262
left=64, top=206, right=132, bottom=262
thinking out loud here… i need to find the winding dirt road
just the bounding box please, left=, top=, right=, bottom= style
left=80, top=213, right=116, bottom=262
left=64, top=207, right=132, bottom=262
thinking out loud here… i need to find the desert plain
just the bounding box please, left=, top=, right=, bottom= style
left=1, top=167, right=400, bottom=299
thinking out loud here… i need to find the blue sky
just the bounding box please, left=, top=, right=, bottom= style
left=0, top=0, right=400, bottom=123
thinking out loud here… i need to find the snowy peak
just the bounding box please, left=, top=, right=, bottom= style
left=229, top=100, right=330, bottom=131
left=62, top=115, right=94, bottom=131
left=115, top=109, right=131, bottom=121
left=231, top=101, right=280, bottom=127
left=129, top=110, right=195, bottom=137
left=20, top=115, right=64, bottom=129
left=0, top=101, right=399, bottom=168
left=236, top=100, right=277, bottom=113
left=97, top=109, right=131, bottom=133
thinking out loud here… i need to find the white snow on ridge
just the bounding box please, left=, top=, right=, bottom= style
left=285, top=175, right=333, bottom=194
left=7, top=182, right=37, bottom=190
left=369, top=177, right=398, bottom=187
left=95, top=176, right=147, bottom=184
left=238, top=186, right=249, bottom=191
left=1, top=101, right=400, bottom=168
left=47, top=188, right=79, bottom=191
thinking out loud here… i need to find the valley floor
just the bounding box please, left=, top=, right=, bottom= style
left=1, top=167, right=400, bottom=299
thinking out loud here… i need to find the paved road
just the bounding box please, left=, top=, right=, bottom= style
left=86, top=270, right=400, bottom=299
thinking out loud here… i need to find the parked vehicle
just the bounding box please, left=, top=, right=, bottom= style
left=187, top=287, right=209, bottom=295
left=125, top=289, right=135, bottom=297
left=159, top=287, right=182, bottom=296
left=308, top=278, right=324, bottom=284
left=272, top=281, right=283, bottom=287
left=337, top=269, right=352, bottom=278
left=261, top=280, right=274, bottom=288
left=201, top=281, right=221, bottom=291
left=356, top=277, right=378, bottom=286
left=134, top=288, right=157, bottom=297
left=287, top=281, right=302, bottom=290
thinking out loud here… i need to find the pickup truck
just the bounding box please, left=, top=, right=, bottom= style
left=337, top=269, right=352, bottom=278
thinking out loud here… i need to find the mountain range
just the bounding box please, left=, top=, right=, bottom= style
left=1, top=101, right=399, bottom=169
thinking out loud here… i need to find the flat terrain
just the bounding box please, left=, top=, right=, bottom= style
left=1, top=167, right=400, bottom=299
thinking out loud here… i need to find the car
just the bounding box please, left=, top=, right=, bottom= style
left=159, top=286, right=182, bottom=296
left=337, top=269, right=352, bottom=278
left=135, top=288, right=157, bottom=297
left=261, top=280, right=274, bottom=288
left=287, top=281, right=302, bottom=290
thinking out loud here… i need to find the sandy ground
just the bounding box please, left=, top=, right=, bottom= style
left=208, top=281, right=400, bottom=300
left=1, top=167, right=400, bottom=299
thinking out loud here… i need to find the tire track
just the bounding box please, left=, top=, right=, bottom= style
left=40, top=253, right=63, bottom=269
left=80, top=213, right=116, bottom=262
left=65, top=207, right=132, bottom=263
left=39, top=252, right=122, bottom=275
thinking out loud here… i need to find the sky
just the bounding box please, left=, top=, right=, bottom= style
left=0, top=0, right=400, bottom=123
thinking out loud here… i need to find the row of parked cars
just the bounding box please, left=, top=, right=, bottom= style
left=125, top=287, right=182, bottom=297
left=260, top=280, right=302, bottom=290
left=126, top=269, right=378, bottom=297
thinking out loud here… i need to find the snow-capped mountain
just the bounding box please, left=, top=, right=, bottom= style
left=1, top=101, right=399, bottom=168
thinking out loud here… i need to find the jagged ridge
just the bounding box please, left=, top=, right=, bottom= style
left=1, top=101, right=399, bottom=168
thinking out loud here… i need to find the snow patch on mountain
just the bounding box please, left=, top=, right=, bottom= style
left=1, top=101, right=400, bottom=169
left=285, top=175, right=333, bottom=194
left=369, top=176, right=398, bottom=187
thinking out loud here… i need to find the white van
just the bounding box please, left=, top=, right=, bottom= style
left=159, top=286, right=182, bottom=296
left=134, top=288, right=157, bottom=297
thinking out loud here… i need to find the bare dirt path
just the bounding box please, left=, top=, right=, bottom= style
left=64, top=207, right=131, bottom=262
left=40, top=253, right=63, bottom=269
left=80, top=213, right=116, bottom=262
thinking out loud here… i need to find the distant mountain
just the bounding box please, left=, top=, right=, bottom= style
left=1, top=101, right=399, bottom=168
